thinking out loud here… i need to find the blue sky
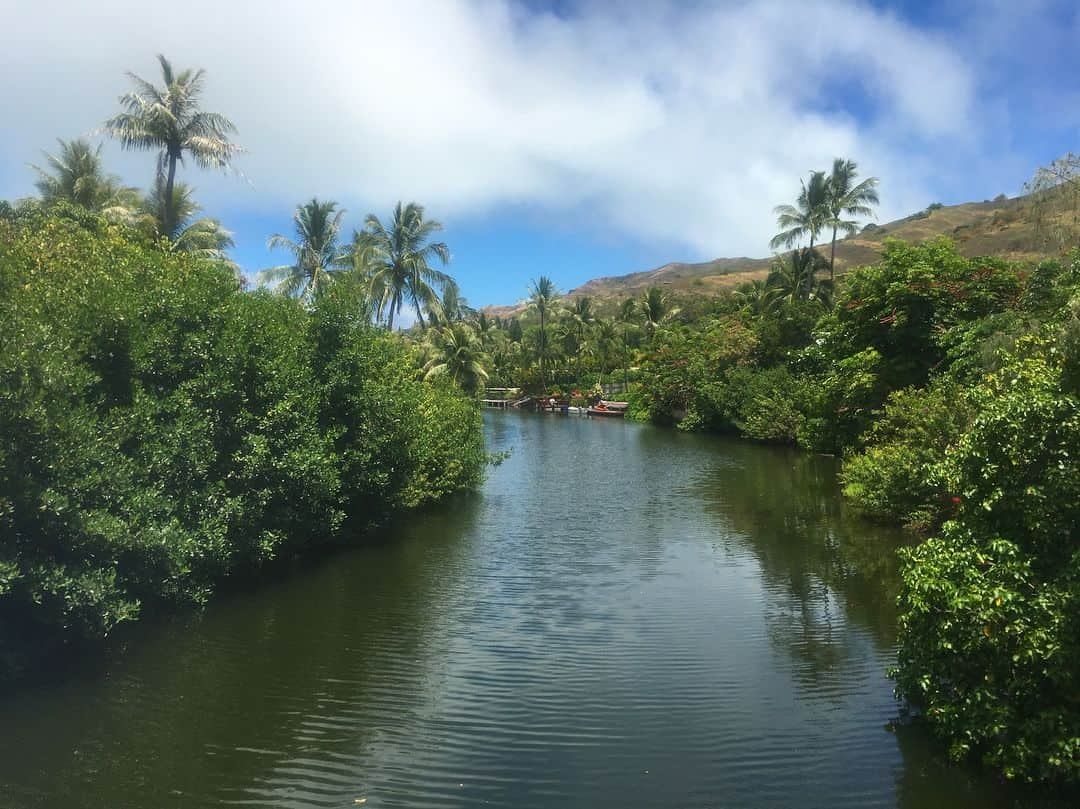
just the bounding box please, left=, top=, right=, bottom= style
left=2, top=0, right=1079, bottom=309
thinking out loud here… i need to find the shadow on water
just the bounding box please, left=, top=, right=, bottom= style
left=0, top=496, right=485, bottom=808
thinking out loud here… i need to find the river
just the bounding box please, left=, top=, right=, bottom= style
left=0, top=412, right=1067, bottom=808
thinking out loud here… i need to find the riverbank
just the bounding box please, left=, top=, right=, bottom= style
left=0, top=207, right=486, bottom=679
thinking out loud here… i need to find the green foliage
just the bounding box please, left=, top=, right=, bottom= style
left=629, top=318, right=757, bottom=429
left=828, top=238, right=1022, bottom=392
left=720, top=365, right=808, bottom=443
left=841, top=379, right=971, bottom=527
left=894, top=343, right=1080, bottom=783
left=0, top=211, right=483, bottom=674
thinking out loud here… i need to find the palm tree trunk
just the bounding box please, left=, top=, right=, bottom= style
left=829, top=227, right=838, bottom=282
left=539, top=311, right=546, bottom=390
left=413, top=291, right=426, bottom=330
left=387, top=293, right=398, bottom=331
left=164, top=152, right=178, bottom=237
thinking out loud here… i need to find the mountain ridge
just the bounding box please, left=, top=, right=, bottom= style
left=484, top=193, right=1058, bottom=317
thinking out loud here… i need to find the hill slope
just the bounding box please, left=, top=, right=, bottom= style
left=487, top=193, right=1061, bottom=316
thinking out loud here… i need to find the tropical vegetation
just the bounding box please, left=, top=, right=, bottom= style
left=0, top=55, right=487, bottom=679
left=5, top=49, right=1080, bottom=788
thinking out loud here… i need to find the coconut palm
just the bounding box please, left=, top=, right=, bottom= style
left=766, top=248, right=831, bottom=308
left=473, top=310, right=496, bottom=348
left=436, top=282, right=471, bottom=325
left=527, top=276, right=559, bottom=389
left=104, top=54, right=242, bottom=238
left=584, top=317, right=620, bottom=380
left=824, top=158, right=879, bottom=279
left=639, top=287, right=680, bottom=342
left=770, top=170, right=829, bottom=251
left=733, top=279, right=775, bottom=316
left=355, top=202, right=453, bottom=330
left=423, top=322, right=490, bottom=394
left=258, top=199, right=349, bottom=302
left=31, top=138, right=138, bottom=212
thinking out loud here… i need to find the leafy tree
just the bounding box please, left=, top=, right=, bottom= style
left=824, top=158, right=879, bottom=279
left=104, top=54, right=242, bottom=239
left=355, top=202, right=452, bottom=330
left=258, top=199, right=349, bottom=303
left=770, top=170, right=829, bottom=251
left=0, top=209, right=484, bottom=676
left=30, top=138, right=137, bottom=212
left=895, top=344, right=1080, bottom=783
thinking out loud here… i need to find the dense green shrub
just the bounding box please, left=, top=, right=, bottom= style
left=841, top=379, right=971, bottom=527
left=628, top=317, right=756, bottom=429
left=894, top=344, right=1080, bottom=783
left=0, top=210, right=484, bottom=673
left=720, top=365, right=808, bottom=443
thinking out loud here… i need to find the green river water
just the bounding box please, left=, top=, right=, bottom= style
left=0, top=412, right=1069, bottom=808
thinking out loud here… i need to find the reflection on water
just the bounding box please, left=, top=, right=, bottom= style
left=0, top=413, right=1068, bottom=808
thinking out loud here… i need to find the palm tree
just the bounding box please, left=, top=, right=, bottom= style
left=104, top=54, right=242, bottom=239
left=616, top=298, right=639, bottom=389
left=423, top=322, right=490, bottom=394
left=436, top=282, right=470, bottom=325
left=30, top=138, right=137, bottom=211
left=770, top=170, right=829, bottom=251
left=824, top=158, right=879, bottom=279
left=733, top=279, right=774, bottom=316
left=527, top=276, right=559, bottom=389
left=639, top=287, right=680, bottom=342
left=355, top=202, right=453, bottom=330
left=258, top=199, right=349, bottom=302
left=766, top=248, right=831, bottom=308
left=106, top=178, right=236, bottom=271
left=473, top=310, right=496, bottom=348
left=584, top=317, right=620, bottom=380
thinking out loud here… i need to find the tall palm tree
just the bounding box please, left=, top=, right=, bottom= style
left=639, top=287, right=680, bottom=342
left=30, top=138, right=137, bottom=211
left=824, top=158, right=879, bottom=279
left=423, top=322, right=490, bottom=394
left=770, top=170, right=829, bottom=251
left=527, top=276, right=558, bottom=389
left=104, top=54, right=242, bottom=239
left=258, top=199, right=349, bottom=302
left=355, top=202, right=453, bottom=330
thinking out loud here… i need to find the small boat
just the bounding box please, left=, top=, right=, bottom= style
left=588, top=404, right=625, bottom=418
left=599, top=400, right=629, bottom=412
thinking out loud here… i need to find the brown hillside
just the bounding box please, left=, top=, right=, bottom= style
left=485, top=194, right=1063, bottom=316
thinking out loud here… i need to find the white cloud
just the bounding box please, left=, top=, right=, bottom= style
left=0, top=0, right=977, bottom=257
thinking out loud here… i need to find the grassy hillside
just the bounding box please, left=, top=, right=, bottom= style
left=487, top=193, right=1068, bottom=315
